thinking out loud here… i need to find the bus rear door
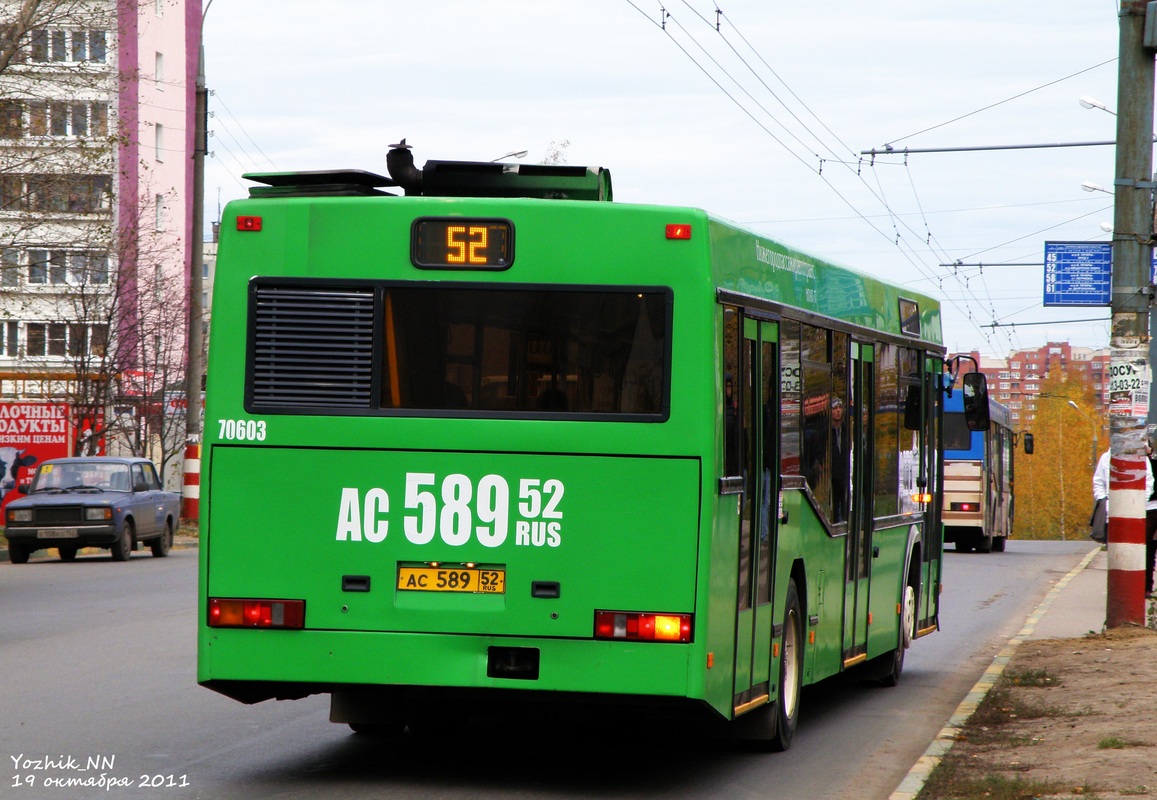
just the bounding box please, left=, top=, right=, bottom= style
left=731, top=316, right=779, bottom=712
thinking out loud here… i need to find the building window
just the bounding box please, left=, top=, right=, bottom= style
left=24, top=101, right=108, bottom=139
left=25, top=322, right=66, bottom=357
left=24, top=174, right=111, bottom=213
left=0, top=320, right=17, bottom=357
left=1, top=248, right=17, bottom=287
left=0, top=100, right=21, bottom=138
left=25, top=249, right=109, bottom=285
left=155, top=52, right=164, bottom=90
left=155, top=193, right=164, bottom=230
left=155, top=123, right=163, bottom=161
left=29, top=29, right=107, bottom=64
left=25, top=322, right=107, bottom=358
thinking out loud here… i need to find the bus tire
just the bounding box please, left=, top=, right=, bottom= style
left=975, top=531, right=993, bottom=554
left=349, top=720, right=406, bottom=738
left=771, top=579, right=803, bottom=751
left=992, top=536, right=1006, bottom=552
left=865, top=567, right=916, bottom=687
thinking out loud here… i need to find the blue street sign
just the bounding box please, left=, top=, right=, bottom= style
left=1043, top=241, right=1111, bottom=306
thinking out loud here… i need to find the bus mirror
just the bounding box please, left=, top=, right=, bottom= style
left=962, top=372, right=990, bottom=431
left=1023, top=432, right=1034, bottom=455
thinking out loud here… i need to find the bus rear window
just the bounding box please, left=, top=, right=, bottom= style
left=382, top=286, right=668, bottom=415
left=248, top=282, right=670, bottom=418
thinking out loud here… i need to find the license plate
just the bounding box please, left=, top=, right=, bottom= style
left=38, top=528, right=78, bottom=539
left=397, top=566, right=506, bottom=594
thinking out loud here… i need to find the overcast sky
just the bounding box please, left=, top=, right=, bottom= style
left=201, top=1, right=1126, bottom=357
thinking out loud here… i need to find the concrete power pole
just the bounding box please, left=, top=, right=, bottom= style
left=182, top=39, right=207, bottom=523
left=1106, top=1, right=1156, bottom=628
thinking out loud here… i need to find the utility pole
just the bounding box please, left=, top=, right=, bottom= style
left=1106, top=1, right=1156, bottom=628
left=182, top=29, right=207, bottom=523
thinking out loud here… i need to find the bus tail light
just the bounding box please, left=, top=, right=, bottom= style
left=594, top=611, right=692, bottom=643
left=236, top=215, right=263, bottom=231
left=949, top=502, right=978, bottom=512
left=208, top=598, right=305, bottom=629
left=665, top=223, right=692, bottom=240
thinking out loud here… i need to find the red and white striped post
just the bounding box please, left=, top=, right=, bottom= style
left=182, top=438, right=200, bottom=522
left=1107, top=450, right=1147, bottom=627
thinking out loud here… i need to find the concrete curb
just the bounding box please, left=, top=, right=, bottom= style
left=887, top=546, right=1103, bottom=800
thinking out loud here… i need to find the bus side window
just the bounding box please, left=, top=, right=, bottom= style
left=780, top=320, right=801, bottom=477
left=722, top=307, right=742, bottom=477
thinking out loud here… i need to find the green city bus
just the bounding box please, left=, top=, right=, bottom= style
left=198, top=144, right=988, bottom=749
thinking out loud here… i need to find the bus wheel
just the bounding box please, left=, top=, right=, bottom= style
left=975, top=532, right=993, bottom=554
left=992, top=536, right=1006, bottom=553
left=349, top=720, right=406, bottom=737
left=771, top=579, right=803, bottom=751
left=868, top=577, right=916, bottom=687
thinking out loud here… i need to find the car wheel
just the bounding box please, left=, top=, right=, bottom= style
left=8, top=543, right=29, bottom=564
left=150, top=521, right=173, bottom=558
left=111, top=520, right=133, bottom=562
left=58, top=545, right=78, bottom=562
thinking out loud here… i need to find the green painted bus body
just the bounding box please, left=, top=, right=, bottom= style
left=199, top=184, right=944, bottom=730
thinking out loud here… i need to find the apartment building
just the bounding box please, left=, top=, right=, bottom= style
left=953, top=342, right=1110, bottom=425
left=0, top=0, right=199, bottom=457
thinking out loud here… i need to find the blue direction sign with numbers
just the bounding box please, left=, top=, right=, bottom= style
left=1043, top=241, right=1111, bottom=306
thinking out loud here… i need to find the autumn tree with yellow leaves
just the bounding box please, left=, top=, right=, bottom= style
left=1013, top=369, right=1104, bottom=541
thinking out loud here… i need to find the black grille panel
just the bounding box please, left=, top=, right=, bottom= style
left=35, top=506, right=83, bottom=525
left=250, top=286, right=376, bottom=408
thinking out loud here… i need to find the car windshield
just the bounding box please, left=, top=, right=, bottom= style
left=30, top=462, right=131, bottom=493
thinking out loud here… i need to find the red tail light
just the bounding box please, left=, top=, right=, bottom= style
left=208, top=598, right=305, bottom=629
left=594, top=610, right=692, bottom=643
left=950, top=502, right=978, bottom=512
left=665, top=223, right=692, bottom=240
left=236, top=215, right=263, bottom=231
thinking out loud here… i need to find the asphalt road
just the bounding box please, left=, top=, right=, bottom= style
left=0, top=539, right=1097, bottom=800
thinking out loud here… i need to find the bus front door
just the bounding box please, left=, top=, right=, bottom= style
left=732, top=317, right=779, bottom=712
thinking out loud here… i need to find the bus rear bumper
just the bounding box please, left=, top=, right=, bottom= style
left=199, top=628, right=703, bottom=708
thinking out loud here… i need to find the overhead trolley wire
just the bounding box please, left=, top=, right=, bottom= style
left=629, top=2, right=1114, bottom=352
left=628, top=1, right=1017, bottom=351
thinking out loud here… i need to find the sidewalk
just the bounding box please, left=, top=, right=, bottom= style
left=890, top=544, right=1106, bottom=800
left=1023, top=544, right=1107, bottom=640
